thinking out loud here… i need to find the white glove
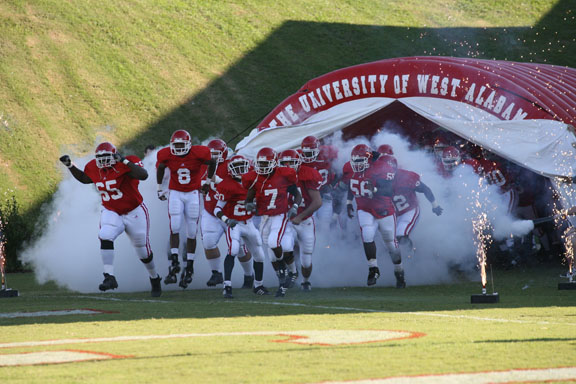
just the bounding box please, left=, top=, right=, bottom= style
left=157, top=185, right=168, bottom=201
left=287, top=204, right=298, bottom=219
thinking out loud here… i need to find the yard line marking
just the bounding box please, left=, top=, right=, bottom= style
left=65, top=295, right=172, bottom=303
left=313, top=366, right=576, bottom=383
left=237, top=300, right=576, bottom=326
left=0, top=309, right=114, bottom=319
left=0, top=330, right=423, bottom=349
left=0, top=350, right=128, bottom=367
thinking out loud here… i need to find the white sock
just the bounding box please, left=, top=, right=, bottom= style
left=208, top=257, right=221, bottom=272
left=101, top=249, right=114, bottom=275
left=186, top=252, right=195, bottom=261
left=240, top=259, right=253, bottom=276
left=287, top=262, right=297, bottom=273
left=394, top=263, right=404, bottom=272
left=368, top=259, right=378, bottom=268
left=170, top=248, right=179, bottom=255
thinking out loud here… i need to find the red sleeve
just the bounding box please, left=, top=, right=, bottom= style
left=242, top=171, right=256, bottom=189
left=155, top=147, right=169, bottom=168
left=302, top=167, right=323, bottom=191
left=193, top=145, right=212, bottom=163
left=126, top=155, right=143, bottom=167
left=282, top=167, right=297, bottom=184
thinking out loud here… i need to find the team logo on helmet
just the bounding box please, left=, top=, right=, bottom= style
left=208, top=139, right=228, bottom=163
left=350, top=144, right=373, bottom=173
left=300, top=136, right=320, bottom=163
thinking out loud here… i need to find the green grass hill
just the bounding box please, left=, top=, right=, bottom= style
left=0, top=0, right=574, bottom=217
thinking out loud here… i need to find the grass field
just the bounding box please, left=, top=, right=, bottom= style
left=1, top=266, right=575, bottom=383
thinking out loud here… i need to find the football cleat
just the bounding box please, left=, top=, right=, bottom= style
left=285, top=271, right=299, bottom=289
left=206, top=271, right=224, bottom=287
left=223, top=286, right=234, bottom=299
left=150, top=275, right=162, bottom=297
left=164, top=254, right=181, bottom=285
left=253, top=285, right=270, bottom=295
left=242, top=274, right=254, bottom=289
left=301, top=281, right=312, bottom=292
left=394, top=270, right=406, bottom=288
left=178, top=266, right=194, bottom=289
left=99, top=273, right=118, bottom=291
left=275, top=285, right=288, bottom=298
left=367, top=266, right=380, bottom=286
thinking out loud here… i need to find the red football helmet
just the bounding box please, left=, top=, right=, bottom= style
left=301, top=135, right=320, bottom=163
left=227, top=154, right=251, bottom=178
left=377, top=144, right=394, bottom=155
left=442, top=146, right=461, bottom=170
left=255, top=147, right=277, bottom=175
left=95, top=142, right=117, bottom=169
left=350, top=144, right=373, bottom=173
left=433, top=137, right=449, bottom=159
left=278, top=149, right=302, bottom=170
left=379, top=154, right=398, bottom=171
left=170, top=130, right=192, bottom=156
left=208, top=138, right=228, bottom=163
left=317, top=145, right=338, bottom=163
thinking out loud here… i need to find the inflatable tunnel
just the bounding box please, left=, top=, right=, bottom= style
left=236, top=56, right=576, bottom=178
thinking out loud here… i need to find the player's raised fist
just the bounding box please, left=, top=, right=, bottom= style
left=59, top=155, right=72, bottom=167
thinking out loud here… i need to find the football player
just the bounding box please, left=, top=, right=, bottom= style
left=199, top=138, right=233, bottom=288
left=392, top=156, right=443, bottom=257
left=59, top=142, right=162, bottom=297
left=156, top=130, right=216, bottom=287
left=344, top=144, right=405, bottom=288
left=243, top=147, right=302, bottom=297
left=278, top=149, right=323, bottom=291
left=215, top=154, right=270, bottom=298
left=307, top=144, right=341, bottom=231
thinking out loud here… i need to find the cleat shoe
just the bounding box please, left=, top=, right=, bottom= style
left=242, top=274, right=254, bottom=289
left=367, top=266, right=380, bottom=286
left=223, top=286, right=234, bottom=299
left=301, top=281, right=312, bottom=291
left=150, top=275, right=162, bottom=297
left=178, top=266, right=194, bottom=289
left=164, top=254, right=181, bottom=285
left=275, top=285, right=288, bottom=298
left=253, top=285, right=270, bottom=295
left=206, top=271, right=224, bottom=287
left=99, top=273, right=118, bottom=291
left=285, top=271, right=298, bottom=289
left=394, top=270, right=406, bottom=288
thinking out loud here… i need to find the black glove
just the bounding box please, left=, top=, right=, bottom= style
left=432, top=205, right=443, bottom=216
left=347, top=203, right=355, bottom=218
left=59, top=155, right=72, bottom=167
left=225, top=218, right=238, bottom=228
left=371, top=151, right=381, bottom=160
left=113, top=153, right=125, bottom=164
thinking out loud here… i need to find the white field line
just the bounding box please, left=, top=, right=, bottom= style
left=313, top=367, right=576, bottom=384
left=236, top=300, right=576, bottom=326
left=0, top=309, right=108, bottom=319
left=59, top=295, right=172, bottom=303
left=0, top=350, right=123, bottom=367
left=0, top=330, right=418, bottom=349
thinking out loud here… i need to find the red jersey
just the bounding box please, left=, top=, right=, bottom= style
left=84, top=155, right=144, bottom=215
left=308, top=158, right=336, bottom=188
left=349, top=160, right=395, bottom=219
left=393, top=169, right=421, bottom=215
left=295, top=165, right=323, bottom=219
left=203, top=159, right=229, bottom=215
left=242, top=166, right=297, bottom=216
left=216, top=175, right=254, bottom=221
left=156, top=145, right=211, bottom=192
left=478, top=159, right=512, bottom=192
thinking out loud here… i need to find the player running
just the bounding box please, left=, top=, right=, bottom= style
left=59, top=142, right=162, bottom=297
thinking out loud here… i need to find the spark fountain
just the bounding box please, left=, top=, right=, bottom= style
left=469, top=178, right=499, bottom=304
left=0, top=218, right=18, bottom=298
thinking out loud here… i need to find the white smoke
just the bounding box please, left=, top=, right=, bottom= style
left=22, top=129, right=533, bottom=293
